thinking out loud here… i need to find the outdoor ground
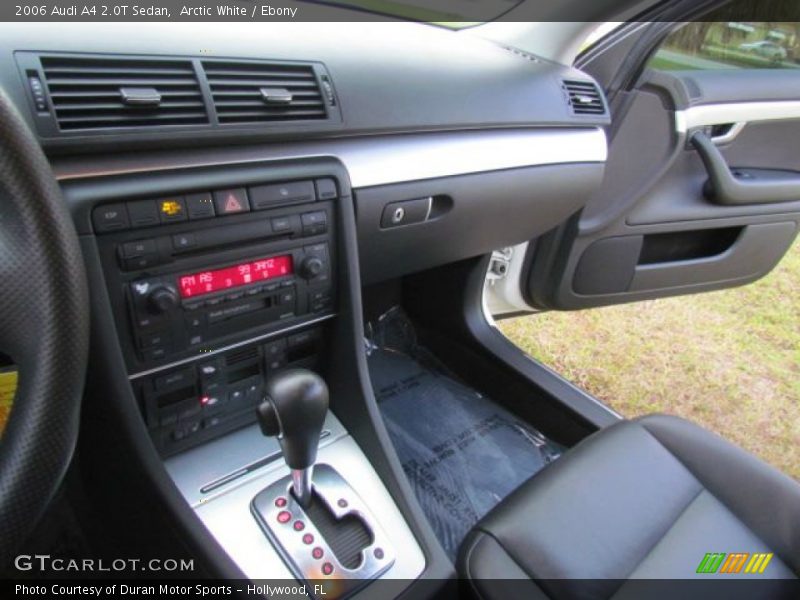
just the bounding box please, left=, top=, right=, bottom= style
left=499, top=240, right=799, bottom=481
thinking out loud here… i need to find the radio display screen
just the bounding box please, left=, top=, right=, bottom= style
left=178, top=255, right=293, bottom=299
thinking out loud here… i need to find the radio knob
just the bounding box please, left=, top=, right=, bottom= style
left=299, top=257, right=324, bottom=279
left=147, top=286, right=180, bottom=314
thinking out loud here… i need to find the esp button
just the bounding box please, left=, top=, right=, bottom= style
left=93, top=203, right=129, bottom=233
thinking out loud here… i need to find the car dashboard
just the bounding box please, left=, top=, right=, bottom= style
left=0, top=19, right=610, bottom=594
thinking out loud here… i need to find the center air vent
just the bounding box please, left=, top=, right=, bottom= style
left=40, top=55, right=208, bottom=130
left=562, top=79, right=607, bottom=116
left=202, top=60, right=328, bottom=124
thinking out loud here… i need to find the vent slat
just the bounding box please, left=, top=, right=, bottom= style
left=202, top=60, right=328, bottom=124
left=562, top=79, right=607, bottom=117
left=57, top=112, right=208, bottom=124
left=213, top=99, right=324, bottom=109
left=44, top=77, right=200, bottom=87
left=40, top=55, right=208, bottom=131
left=55, top=101, right=206, bottom=112
left=206, top=79, right=321, bottom=90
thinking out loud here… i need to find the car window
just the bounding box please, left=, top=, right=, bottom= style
left=650, top=21, right=800, bottom=71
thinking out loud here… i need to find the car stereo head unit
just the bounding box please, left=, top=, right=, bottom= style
left=94, top=176, right=338, bottom=374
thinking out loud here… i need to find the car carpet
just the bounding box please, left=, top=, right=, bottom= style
left=366, top=308, right=564, bottom=561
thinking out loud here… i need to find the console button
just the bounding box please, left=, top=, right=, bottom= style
left=154, top=367, right=192, bottom=391
left=301, top=211, right=327, bottom=236
left=315, top=178, right=338, bottom=200
left=185, top=192, right=215, bottom=220
left=93, top=203, right=129, bottom=233
left=126, top=200, right=160, bottom=228
left=271, top=216, right=292, bottom=232
left=213, top=188, right=250, bottom=215
left=250, top=181, right=315, bottom=210
left=139, top=331, right=170, bottom=350
left=172, top=233, right=196, bottom=251
left=121, top=239, right=157, bottom=259
left=288, top=329, right=320, bottom=348
left=277, top=288, right=296, bottom=306
left=143, top=346, right=168, bottom=362
left=264, top=338, right=287, bottom=358
left=157, top=197, right=188, bottom=223
left=123, top=254, right=160, bottom=271
left=198, top=362, right=219, bottom=379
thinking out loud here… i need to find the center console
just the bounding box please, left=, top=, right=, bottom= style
left=81, top=159, right=426, bottom=597
left=95, top=176, right=336, bottom=455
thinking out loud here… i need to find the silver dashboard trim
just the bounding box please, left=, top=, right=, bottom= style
left=128, top=313, right=335, bottom=380
left=54, top=128, right=608, bottom=188
left=676, top=101, right=800, bottom=133
left=165, top=416, right=425, bottom=585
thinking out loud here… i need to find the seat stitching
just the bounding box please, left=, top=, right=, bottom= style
left=472, top=526, right=555, bottom=599
left=606, top=484, right=705, bottom=599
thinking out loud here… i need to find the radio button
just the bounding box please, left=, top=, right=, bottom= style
left=143, top=346, right=168, bottom=362
left=186, top=314, right=206, bottom=332
left=126, top=200, right=159, bottom=228
left=139, top=331, right=170, bottom=349
left=301, top=211, right=327, bottom=236
left=185, top=192, right=216, bottom=220
left=271, top=216, right=292, bottom=232
left=315, top=178, right=338, bottom=200
left=277, top=288, right=296, bottom=306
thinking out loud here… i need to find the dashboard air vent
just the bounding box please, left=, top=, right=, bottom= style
left=40, top=55, right=208, bottom=130
left=202, top=60, right=328, bottom=124
left=562, top=79, right=606, bottom=116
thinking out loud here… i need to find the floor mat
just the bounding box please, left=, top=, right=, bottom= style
left=367, top=308, right=564, bottom=561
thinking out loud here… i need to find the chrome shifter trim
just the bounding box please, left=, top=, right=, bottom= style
left=291, top=467, right=314, bottom=508
left=252, top=465, right=396, bottom=599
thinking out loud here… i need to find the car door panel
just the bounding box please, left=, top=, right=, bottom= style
left=526, top=69, right=800, bottom=311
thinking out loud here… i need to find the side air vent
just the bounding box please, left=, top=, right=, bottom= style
left=202, top=60, right=328, bottom=124
left=40, top=55, right=208, bottom=130
left=562, top=79, right=607, bottom=116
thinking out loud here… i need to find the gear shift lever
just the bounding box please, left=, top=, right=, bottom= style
left=256, top=369, right=329, bottom=508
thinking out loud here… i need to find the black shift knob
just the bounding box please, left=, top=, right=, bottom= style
left=256, top=369, right=329, bottom=470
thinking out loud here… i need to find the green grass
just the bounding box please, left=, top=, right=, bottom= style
left=500, top=240, right=800, bottom=481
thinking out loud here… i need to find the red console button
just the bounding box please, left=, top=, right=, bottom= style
left=277, top=511, right=291, bottom=524
left=321, top=562, right=334, bottom=575
left=312, top=547, right=324, bottom=560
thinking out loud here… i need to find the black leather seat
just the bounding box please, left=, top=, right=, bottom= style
left=458, top=415, right=799, bottom=599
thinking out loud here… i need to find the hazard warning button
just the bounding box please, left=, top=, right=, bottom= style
left=213, top=188, right=250, bottom=215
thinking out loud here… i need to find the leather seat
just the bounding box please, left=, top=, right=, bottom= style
left=458, top=415, right=799, bottom=599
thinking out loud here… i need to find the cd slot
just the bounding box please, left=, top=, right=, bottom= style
left=170, top=215, right=302, bottom=258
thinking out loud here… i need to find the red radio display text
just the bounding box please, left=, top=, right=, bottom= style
left=178, top=255, right=293, bottom=299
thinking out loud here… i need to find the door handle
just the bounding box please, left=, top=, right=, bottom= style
left=691, top=131, right=800, bottom=205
